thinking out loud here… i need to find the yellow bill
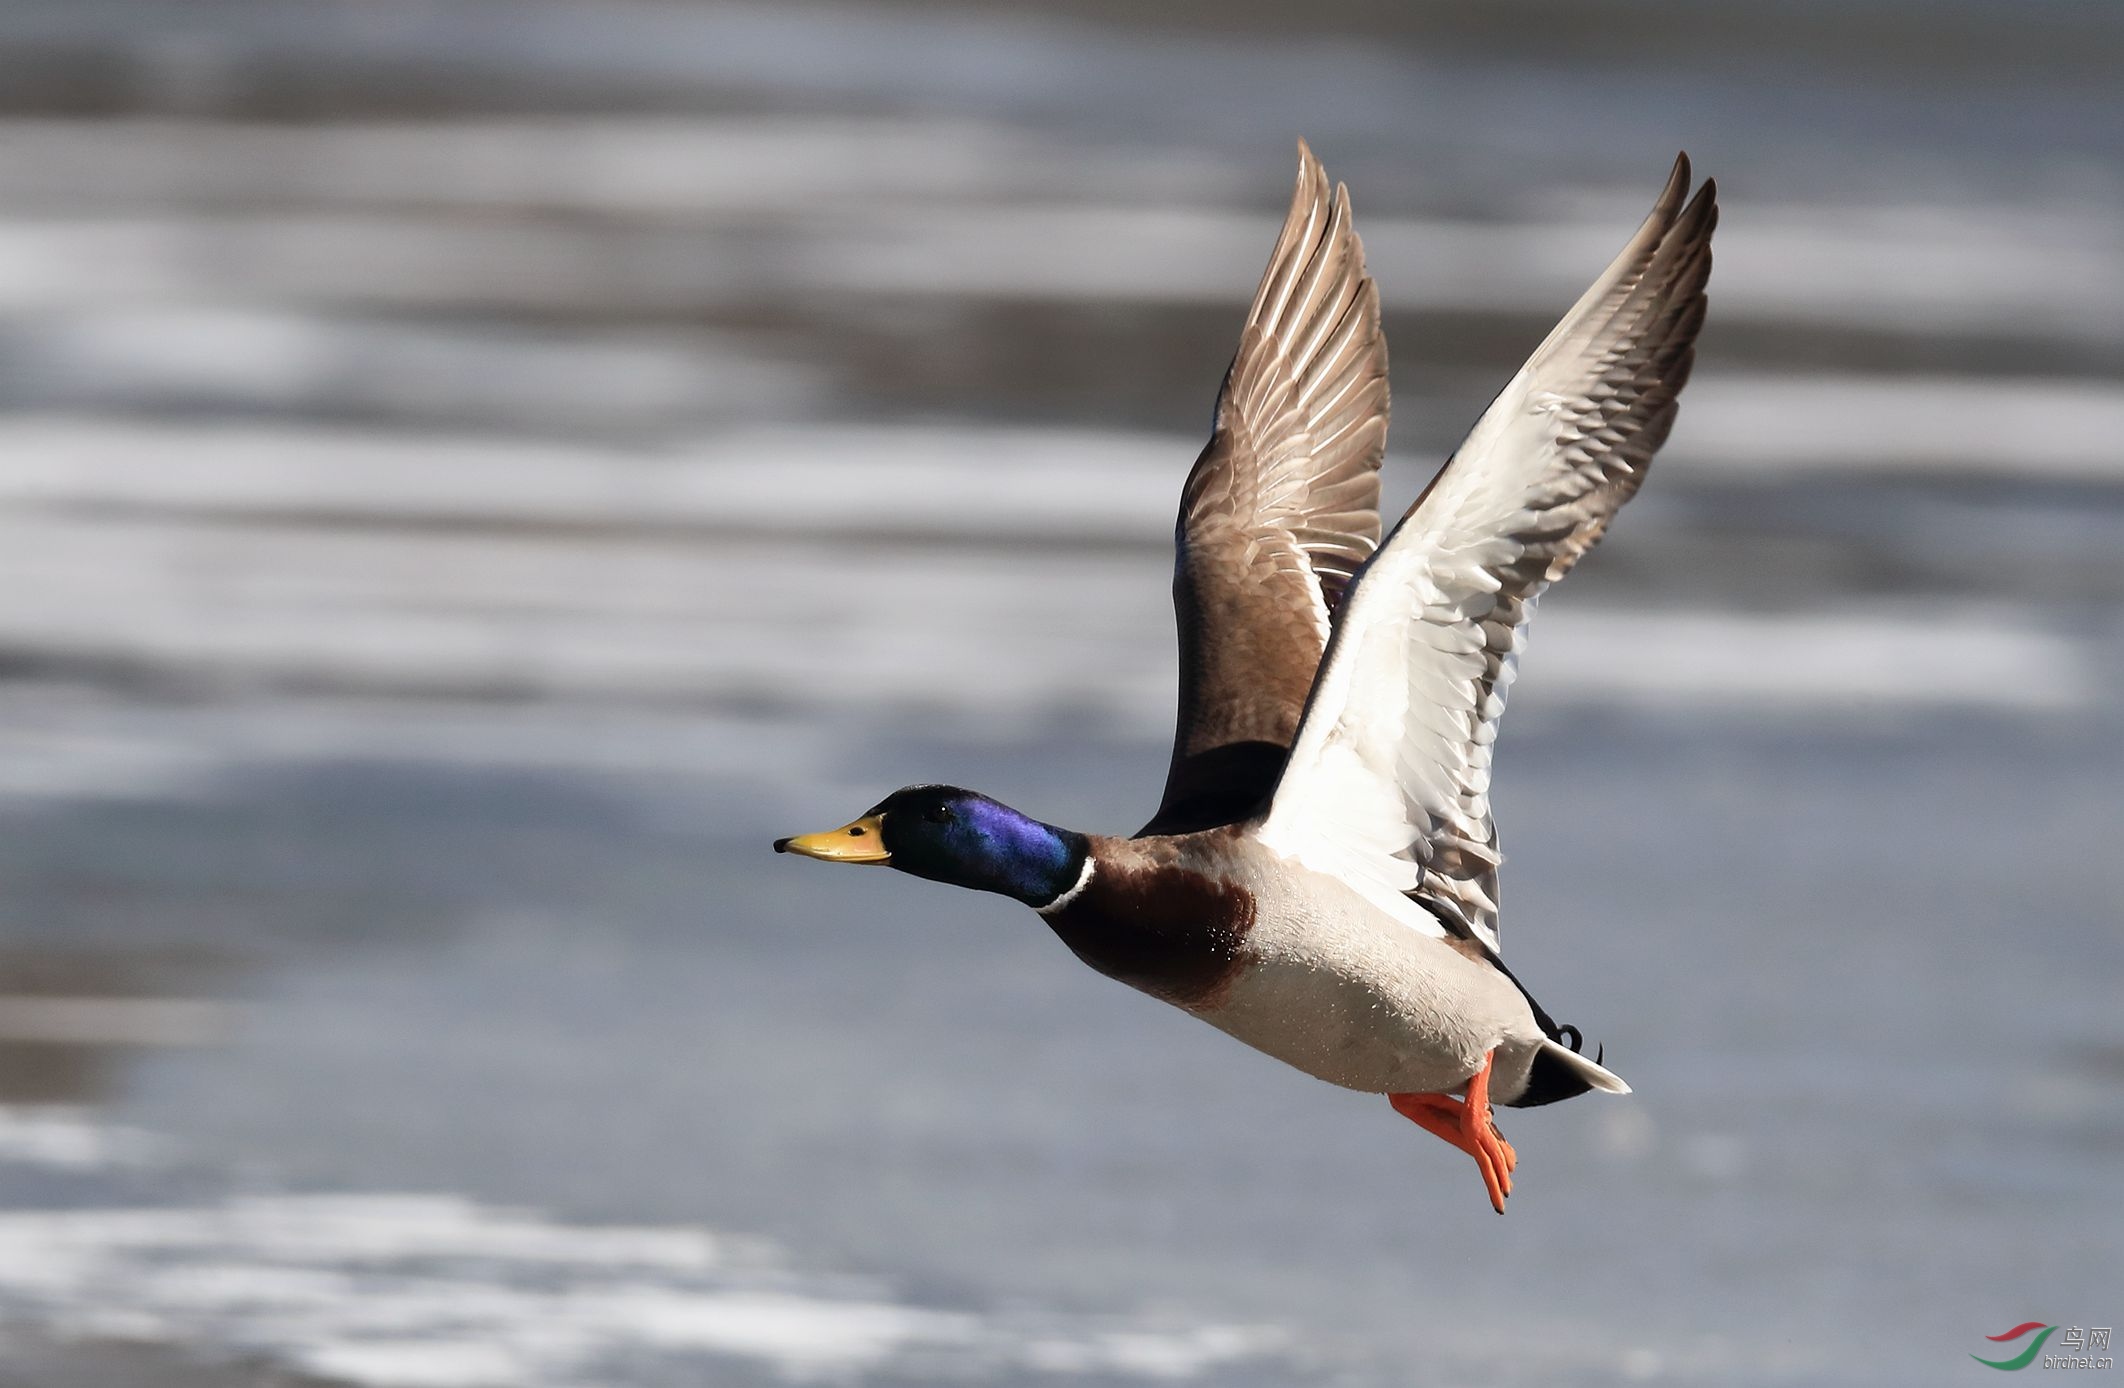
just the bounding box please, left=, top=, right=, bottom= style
left=773, top=814, right=890, bottom=864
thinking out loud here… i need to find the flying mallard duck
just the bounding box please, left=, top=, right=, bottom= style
left=777, top=145, right=1715, bottom=1213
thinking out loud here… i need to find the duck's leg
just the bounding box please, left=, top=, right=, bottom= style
left=1388, top=1050, right=1518, bottom=1214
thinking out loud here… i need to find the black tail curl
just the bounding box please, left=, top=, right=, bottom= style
left=1495, top=969, right=1606, bottom=1109
left=1424, top=907, right=1610, bottom=1107
left=1548, top=1022, right=1604, bottom=1067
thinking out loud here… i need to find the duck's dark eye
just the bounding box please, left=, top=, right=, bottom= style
left=924, top=803, right=953, bottom=825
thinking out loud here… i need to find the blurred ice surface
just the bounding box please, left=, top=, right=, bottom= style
left=0, top=1187, right=1286, bottom=1385
left=0, top=417, right=2102, bottom=721
left=0, top=1, right=2118, bottom=1385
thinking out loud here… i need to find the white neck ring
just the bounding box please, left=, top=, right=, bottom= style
left=1034, top=856, right=1096, bottom=915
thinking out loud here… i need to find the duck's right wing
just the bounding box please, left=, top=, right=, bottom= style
left=1255, top=155, right=1717, bottom=955
left=1144, top=141, right=1389, bottom=836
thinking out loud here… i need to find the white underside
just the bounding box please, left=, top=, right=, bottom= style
left=1183, top=840, right=1549, bottom=1098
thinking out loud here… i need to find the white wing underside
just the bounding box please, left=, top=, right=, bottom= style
left=1257, top=156, right=1717, bottom=956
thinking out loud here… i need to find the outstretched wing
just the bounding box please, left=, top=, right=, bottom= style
left=1256, top=154, right=1717, bottom=954
left=1144, top=141, right=1389, bottom=836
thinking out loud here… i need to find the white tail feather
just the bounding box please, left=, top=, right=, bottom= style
left=1543, top=1038, right=1631, bottom=1094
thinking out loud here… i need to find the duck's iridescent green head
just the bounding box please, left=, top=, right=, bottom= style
left=774, top=785, right=1088, bottom=908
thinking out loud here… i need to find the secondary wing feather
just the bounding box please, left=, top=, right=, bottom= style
left=1256, top=154, right=1717, bottom=954
left=1146, top=140, right=1390, bottom=835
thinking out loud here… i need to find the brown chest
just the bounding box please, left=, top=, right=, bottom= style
left=1042, top=863, right=1256, bottom=1010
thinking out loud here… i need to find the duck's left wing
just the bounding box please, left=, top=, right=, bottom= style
left=1144, top=141, right=1389, bottom=836
left=1256, top=156, right=1716, bottom=955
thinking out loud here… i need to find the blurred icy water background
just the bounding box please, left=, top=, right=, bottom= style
left=0, top=2, right=2118, bottom=1385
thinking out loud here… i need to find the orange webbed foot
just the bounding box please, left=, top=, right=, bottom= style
left=1389, top=1050, right=1515, bottom=1214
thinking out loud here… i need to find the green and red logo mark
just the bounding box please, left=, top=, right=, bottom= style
left=1974, top=1324, right=2056, bottom=1371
